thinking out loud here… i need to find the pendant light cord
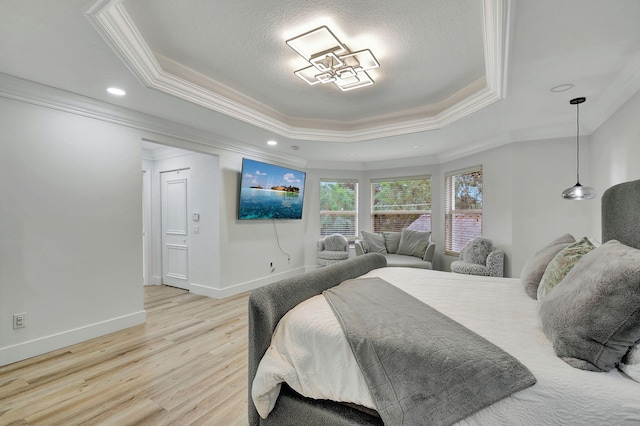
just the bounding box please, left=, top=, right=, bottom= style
left=575, top=100, right=580, bottom=184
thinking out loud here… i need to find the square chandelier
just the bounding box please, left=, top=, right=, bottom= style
left=286, top=26, right=379, bottom=92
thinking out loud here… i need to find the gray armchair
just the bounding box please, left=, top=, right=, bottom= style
left=317, top=234, right=350, bottom=266
left=450, top=237, right=504, bottom=277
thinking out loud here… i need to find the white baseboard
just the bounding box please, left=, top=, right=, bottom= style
left=190, top=267, right=306, bottom=299
left=305, top=264, right=323, bottom=273
left=0, top=310, right=146, bottom=367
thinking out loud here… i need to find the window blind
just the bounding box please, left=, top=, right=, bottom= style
left=370, top=176, right=431, bottom=233
left=445, top=166, right=483, bottom=255
left=320, top=180, right=358, bottom=238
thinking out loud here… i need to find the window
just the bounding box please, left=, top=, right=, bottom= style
left=370, top=176, right=431, bottom=233
left=445, top=166, right=483, bottom=255
left=320, top=180, right=358, bottom=239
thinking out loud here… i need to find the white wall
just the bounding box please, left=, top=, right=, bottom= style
left=509, top=137, right=594, bottom=275
left=0, top=77, right=308, bottom=365
left=588, top=89, right=640, bottom=239
left=0, top=96, right=145, bottom=366
left=218, top=151, right=307, bottom=296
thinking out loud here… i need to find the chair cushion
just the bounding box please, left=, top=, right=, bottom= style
left=384, top=254, right=432, bottom=269
left=451, top=261, right=490, bottom=276
left=460, top=238, right=493, bottom=265
left=317, top=251, right=350, bottom=261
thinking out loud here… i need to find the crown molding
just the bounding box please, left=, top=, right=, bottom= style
left=0, top=72, right=307, bottom=169
left=84, top=0, right=511, bottom=143
left=585, top=49, right=640, bottom=132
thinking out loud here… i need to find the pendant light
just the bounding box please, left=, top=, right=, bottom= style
left=561, top=97, right=597, bottom=200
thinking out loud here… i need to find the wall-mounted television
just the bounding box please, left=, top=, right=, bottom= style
left=238, top=158, right=306, bottom=220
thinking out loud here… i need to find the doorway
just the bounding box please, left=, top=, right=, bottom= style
left=141, top=140, right=221, bottom=294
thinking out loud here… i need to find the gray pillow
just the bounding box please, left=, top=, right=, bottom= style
left=539, top=240, right=640, bottom=372
left=383, top=232, right=401, bottom=254
left=361, top=231, right=387, bottom=254
left=460, top=237, right=493, bottom=265
left=397, top=229, right=431, bottom=259
left=520, top=233, right=575, bottom=299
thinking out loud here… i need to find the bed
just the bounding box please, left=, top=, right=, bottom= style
left=248, top=179, right=640, bottom=425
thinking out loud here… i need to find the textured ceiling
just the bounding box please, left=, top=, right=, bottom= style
left=88, top=0, right=503, bottom=141
left=123, top=0, right=485, bottom=124
left=1, top=0, right=640, bottom=167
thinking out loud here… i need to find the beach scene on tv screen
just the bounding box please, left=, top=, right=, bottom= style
left=239, top=159, right=305, bottom=219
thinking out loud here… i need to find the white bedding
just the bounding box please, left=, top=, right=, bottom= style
left=252, top=268, right=640, bottom=424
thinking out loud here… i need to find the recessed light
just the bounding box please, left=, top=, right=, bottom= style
left=267, top=140, right=278, bottom=146
left=106, top=87, right=126, bottom=96
left=550, top=84, right=574, bottom=93
left=348, top=153, right=357, bottom=157
left=412, top=145, right=421, bottom=149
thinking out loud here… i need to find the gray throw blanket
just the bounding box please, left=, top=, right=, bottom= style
left=323, top=277, right=536, bottom=426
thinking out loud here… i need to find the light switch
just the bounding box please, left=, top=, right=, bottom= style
left=194, top=225, right=200, bottom=234
left=192, top=212, right=200, bottom=221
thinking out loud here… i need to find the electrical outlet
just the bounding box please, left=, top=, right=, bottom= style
left=270, top=262, right=276, bottom=273
left=13, top=313, right=26, bottom=329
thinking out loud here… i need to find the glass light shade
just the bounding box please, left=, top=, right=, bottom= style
left=561, top=183, right=597, bottom=200
left=561, top=97, right=597, bottom=200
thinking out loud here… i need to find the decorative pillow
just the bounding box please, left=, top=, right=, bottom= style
left=619, top=344, right=640, bottom=383
left=361, top=231, right=387, bottom=254
left=537, top=237, right=595, bottom=301
left=322, top=234, right=348, bottom=251
left=397, top=229, right=431, bottom=259
left=539, top=240, right=640, bottom=372
left=460, top=238, right=493, bottom=265
left=520, top=233, right=575, bottom=299
left=383, top=231, right=401, bottom=254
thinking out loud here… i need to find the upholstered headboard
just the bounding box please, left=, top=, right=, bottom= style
left=602, top=179, right=640, bottom=250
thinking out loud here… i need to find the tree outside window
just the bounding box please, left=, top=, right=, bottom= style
left=445, top=167, right=483, bottom=255
left=320, top=180, right=358, bottom=239
left=371, top=177, right=431, bottom=233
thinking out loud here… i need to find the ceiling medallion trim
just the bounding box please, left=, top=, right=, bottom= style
left=85, top=0, right=511, bottom=143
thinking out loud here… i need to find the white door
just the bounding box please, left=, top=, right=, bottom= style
left=161, top=169, right=190, bottom=289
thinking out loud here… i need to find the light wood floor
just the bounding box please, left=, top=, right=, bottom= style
left=0, top=285, right=250, bottom=426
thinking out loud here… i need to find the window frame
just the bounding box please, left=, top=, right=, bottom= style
left=370, top=175, right=432, bottom=234
left=444, top=166, right=483, bottom=256
left=319, top=179, right=359, bottom=241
